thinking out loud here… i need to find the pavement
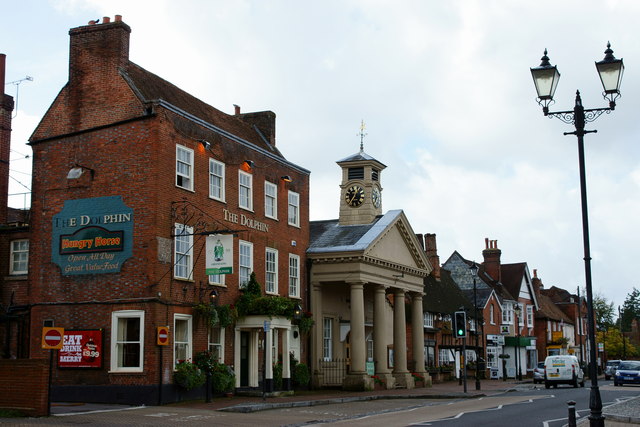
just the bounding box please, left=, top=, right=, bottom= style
left=45, top=377, right=640, bottom=425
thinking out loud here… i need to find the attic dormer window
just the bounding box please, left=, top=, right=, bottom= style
left=348, top=167, right=364, bottom=180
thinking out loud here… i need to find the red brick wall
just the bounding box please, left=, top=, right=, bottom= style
left=0, top=358, right=50, bottom=416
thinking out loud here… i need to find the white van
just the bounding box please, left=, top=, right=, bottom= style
left=544, top=355, right=584, bottom=388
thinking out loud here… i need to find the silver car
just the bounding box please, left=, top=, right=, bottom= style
left=605, top=360, right=621, bottom=380
left=533, top=361, right=545, bottom=384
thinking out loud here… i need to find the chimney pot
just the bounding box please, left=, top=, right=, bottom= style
left=115, top=15, right=122, bottom=22
left=234, top=104, right=241, bottom=115
left=103, top=16, right=111, bottom=23
left=485, top=237, right=489, bottom=249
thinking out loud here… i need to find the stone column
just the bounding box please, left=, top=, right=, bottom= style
left=343, top=281, right=369, bottom=390
left=412, top=292, right=426, bottom=373
left=350, top=282, right=366, bottom=374
left=393, top=288, right=413, bottom=388
left=265, top=328, right=274, bottom=392
left=374, top=284, right=395, bottom=389
left=311, top=281, right=323, bottom=387
left=283, top=327, right=291, bottom=390
left=412, top=292, right=430, bottom=386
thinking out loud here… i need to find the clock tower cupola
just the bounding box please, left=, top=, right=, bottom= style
left=337, top=121, right=386, bottom=225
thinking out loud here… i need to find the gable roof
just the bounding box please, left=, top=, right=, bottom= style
left=308, top=209, right=430, bottom=272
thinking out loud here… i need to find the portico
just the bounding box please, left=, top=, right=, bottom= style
left=308, top=210, right=431, bottom=390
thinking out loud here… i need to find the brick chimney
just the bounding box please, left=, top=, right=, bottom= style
left=482, top=237, right=501, bottom=282
left=531, top=268, right=543, bottom=297
left=0, top=54, right=13, bottom=224
left=238, top=110, right=276, bottom=147
left=424, top=233, right=441, bottom=280
left=68, top=16, right=130, bottom=94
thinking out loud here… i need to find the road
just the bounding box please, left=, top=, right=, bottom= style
left=1, top=381, right=638, bottom=426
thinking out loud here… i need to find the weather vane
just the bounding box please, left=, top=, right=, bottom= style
left=358, top=119, right=367, bottom=152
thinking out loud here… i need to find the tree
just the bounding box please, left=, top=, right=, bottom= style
left=621, top=287, right=640, bottom=332
left=593, top=292, right=615, bottom=330
left=597, top=328, right=638, bottom=359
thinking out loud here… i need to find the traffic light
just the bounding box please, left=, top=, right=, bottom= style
left=454, top=311, right=467, bottom=338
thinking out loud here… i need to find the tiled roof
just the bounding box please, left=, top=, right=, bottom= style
left=121, top=62, right=284, bottom=159
left=308, top=210, right=402, bottom=253
left=535, top=291, right=573, bottom=323
left=423, top=269, right=475, bottom=317
left=337, top=150, right=386, bottom=166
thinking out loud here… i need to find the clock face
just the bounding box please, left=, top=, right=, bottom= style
left=345, top=185, right=365, bottom=207
left=372, top=187, right=381, bottom=208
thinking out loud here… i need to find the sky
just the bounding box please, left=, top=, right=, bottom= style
left=3, top=0, right=639, bottom=311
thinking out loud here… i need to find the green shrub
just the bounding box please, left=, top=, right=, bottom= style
left=210, top=362, right=235, bottom=393
left=174, top=360, right=206, bottom=390
left=293, top=363, right=310, bottom=387
left=273, top=361, right=283, bottom=390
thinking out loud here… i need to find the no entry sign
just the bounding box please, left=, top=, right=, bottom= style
left=157, top=326, right=170, bottom=346
left=42, top=327, right=65, bottom=350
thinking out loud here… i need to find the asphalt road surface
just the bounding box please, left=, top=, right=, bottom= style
left=1, top=381, right=638, bottom=426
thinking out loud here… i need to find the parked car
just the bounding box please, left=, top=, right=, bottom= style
left=544, top=355, right=585, bottom=389
left=614, top=361, right=640, bottom=386
left=605, top=360, right=621, bottom=380
left=533, top=362, right=545, bottom=384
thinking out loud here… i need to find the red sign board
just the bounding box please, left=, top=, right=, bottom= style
left=157, top=326, right=170, bottom=346
left=58, top=330, right=103, bottom=368
left=42, top=327, right=65, bottom=350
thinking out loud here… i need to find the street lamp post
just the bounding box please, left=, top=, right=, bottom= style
left=513, top=304, right=522, bottom=381
left=530, top=43, right=624, bottom=427
left=470, top=262, right=481, bottom=390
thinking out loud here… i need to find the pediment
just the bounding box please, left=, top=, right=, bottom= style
left=364, top=211, right=430, bottom=273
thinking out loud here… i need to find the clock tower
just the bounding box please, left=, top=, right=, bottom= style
left=338, top=122, right=386, bottom=225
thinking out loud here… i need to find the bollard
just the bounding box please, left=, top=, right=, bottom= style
left=567, top=400, right=576, bottom=427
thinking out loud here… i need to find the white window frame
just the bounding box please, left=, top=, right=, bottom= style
left=502, top=302, right=513, bottom=325
left=288, top=253, right=300, bottom=298
left=238, top=170, right=253, bottom=211
left=518, top=303, right=524, bottom=327
left=490, top=304, right=495, bottom=325
left=209, top=158, right=226, bottom=201
left=9, top=239, right=29, bottom=275
left=264, top=181, right=277, bottom=219
left=110, top=310, right=145, bottom=373
left=288, top=191, right=300, bottom=227
left=173, top=314, right=193, bottom=367
left=208, top=274, right=226, bottom=286
left=526, top=305, right=534, bottom=328
left=323, top=317, right=333, bottom=361
left=208, top=326, right=225, bottom=363
left=239, top=240, right=253, bottom=288
left=176, top=145, right=194, bottom=191
left=265, top=248, right=278, bottom=294
left=174, top=223, right=193, bottom=280
left=423, top=312, right=434, bottom=328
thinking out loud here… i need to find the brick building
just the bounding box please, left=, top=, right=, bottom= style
left=0, top=53, right=31, bottom=361
left=8, top=16, right=310, bottom=404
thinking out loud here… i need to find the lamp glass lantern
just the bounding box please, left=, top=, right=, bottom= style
left=470, top=262, right=478, bottom=277
left=595, top=43, right=624, bottom=103
left=531, top=49, right=560, bottom=103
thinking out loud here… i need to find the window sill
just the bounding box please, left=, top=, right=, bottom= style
left=5, top=274, right=27, bottom=281
left=108, top=370, right=145, bottom=375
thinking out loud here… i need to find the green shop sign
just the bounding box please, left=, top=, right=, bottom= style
left=52, top=196, right=133, bottom=276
